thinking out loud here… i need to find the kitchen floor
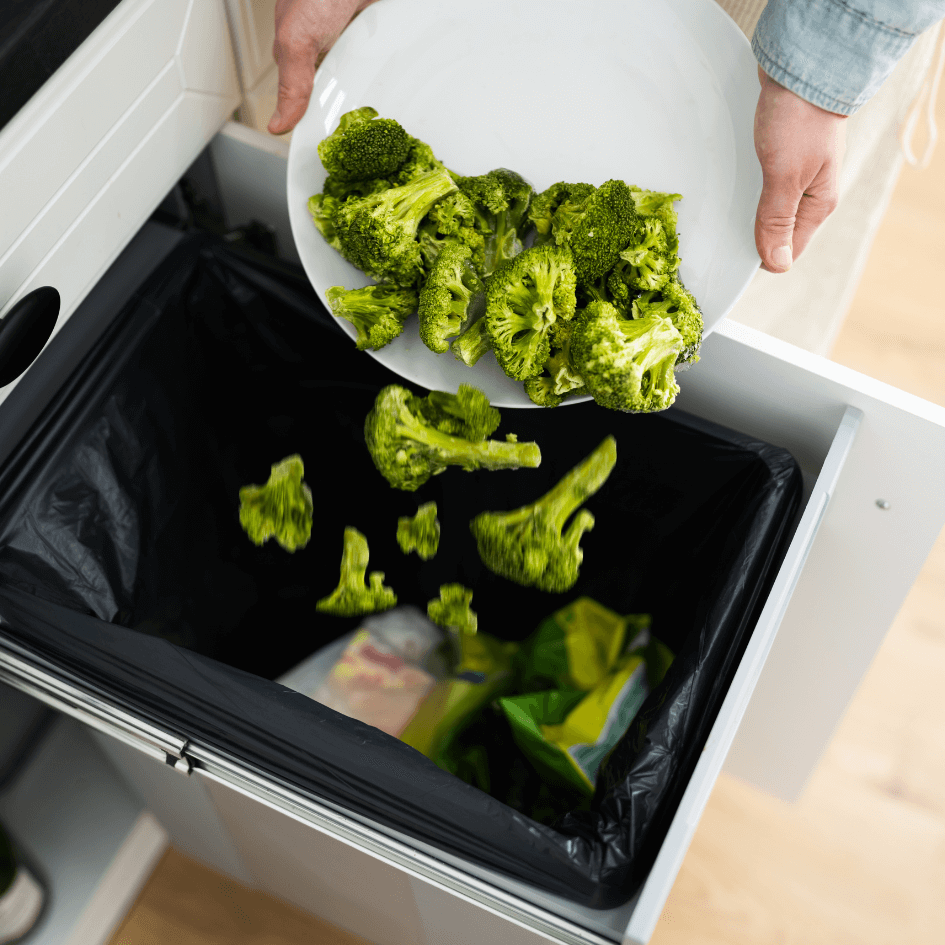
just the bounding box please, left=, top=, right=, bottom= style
left=107, top=110, right=945, bottom=945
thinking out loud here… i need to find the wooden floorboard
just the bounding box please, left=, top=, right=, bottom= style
left=110, top=79, right=945, bottom=945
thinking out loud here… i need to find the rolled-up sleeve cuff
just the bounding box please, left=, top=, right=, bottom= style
left=752, top=0, right=933, bottom=116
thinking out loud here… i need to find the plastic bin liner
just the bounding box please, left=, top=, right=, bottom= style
left=0, top=235, right=802, bottom=908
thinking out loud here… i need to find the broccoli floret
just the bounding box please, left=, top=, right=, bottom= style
left=239, top=455, right=313, bottom=552
left=364, top=385, right=541, bottom=491
left=308, top=193, right=344, bottom=253
left=316, top=527, right=397, bottom=616
left=631, top=279, right=704, bottom=365
left=523, top=345, right=585, bottom=408
left=570, top=300, right=683, bottom=412
left=611, top=217, right=679, bottom=292
left=317, top=107, right=411, bottom=182
left=527, top=182, right=595, bottom=245
left=549, top=179, right=638, bottom=286
left=415, top=384, right=500, bottom=440
left=485, top=244, right=577, bottom=380
left=469, top=436, right=617, bottom=592
left=326, top=284, right=417, bottom=351
left=451, top=316, right=493, bottom=366
left=427, top=583, right=477, bottom=635
left=629, top=186, right=682, bottom=231
left=323, top=174, right=393, bottom=201
left=418, top=240, right=485, bottom=353
left=418, top=191, right=487, bottom=272
left=397, top=501, right=440, bottom=559
left=454, top=168, right=533, bottom=275
left=333, top=168, right=458, bottom=286
left=391, top=136, right=445, bottom=184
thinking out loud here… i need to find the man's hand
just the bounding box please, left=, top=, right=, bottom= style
left=269, top=0, right=380, bottom=135
left=754, top=67, right=847, bottom=273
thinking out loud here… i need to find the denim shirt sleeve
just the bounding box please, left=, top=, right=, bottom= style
left=753, top=0, right=945, bottom=115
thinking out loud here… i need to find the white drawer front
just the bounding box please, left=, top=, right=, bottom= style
left=0, top=0, right=240, bottom=410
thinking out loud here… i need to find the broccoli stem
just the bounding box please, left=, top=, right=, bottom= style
left=396, top=407, right=540, bottom=471
left=452, top=317, right=492, bottom=366
left=523, top=436, right=617, bottom=531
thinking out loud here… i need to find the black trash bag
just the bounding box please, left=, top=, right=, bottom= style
left=0, top=235, right=802, bottom=908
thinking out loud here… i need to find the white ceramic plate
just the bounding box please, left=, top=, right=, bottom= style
left=287, top=0, right=761, bottom=407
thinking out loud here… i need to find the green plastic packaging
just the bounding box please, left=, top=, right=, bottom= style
left=500, top=598, right=673, bottom=795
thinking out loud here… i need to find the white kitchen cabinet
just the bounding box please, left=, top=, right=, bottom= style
left=1, top=6, right=945, bottom=945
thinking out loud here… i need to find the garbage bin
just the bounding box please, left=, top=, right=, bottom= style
left=0, top=231, right=801, bottom=909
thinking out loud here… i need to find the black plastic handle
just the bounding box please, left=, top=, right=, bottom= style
left=0, top=287, right=60, bottom=388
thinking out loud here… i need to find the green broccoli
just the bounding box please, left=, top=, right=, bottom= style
left=317, top=107, right=411, bottom=182
left=364, top=385, right=541, bottom=491
left=630, top=185, right=682, bottom=231
left=418, top=239, right=485, bottom=353
left=418, top=191, right=487, bottom=272
left=326, top=284, right=417, bottom=351
left=308, top=193, right=343, bottom=253
left=523, top=346, right=585, bottom=407
left=610, top=216, right=679, bottom=292
left=316, top=527, right=397, bottom=616
left=631, top=279, right=704, bottom=365
left=454, top=168, right=533, bottom=275
left=485, top=243, right=577, bottom=380
left=570, top=300, right=683, bottom=412
left=427, top=584, right=477, bottom=635
left=469, top=436, right=617, bottom=592
left=323, top=174, right=393, bottom=201
left=548, top=179, right=638, bottom=286
left=333, top=167, right=458, bottom=286
left=414, top=384, right=501, bottom=440
left=239, top=455, right=313, bottom=552
left=527, top=182, right=595, bottom=245
left=390, top=136, right=445, bottom=185
left=451, top=316, right=493, bottom=366
left=397, top=502, right=440, bottom=559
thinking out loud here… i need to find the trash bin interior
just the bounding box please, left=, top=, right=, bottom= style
left=0, top=236, right=802, bottom=908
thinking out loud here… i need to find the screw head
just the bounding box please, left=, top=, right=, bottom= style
left=876, top=499, right=891, bottom=510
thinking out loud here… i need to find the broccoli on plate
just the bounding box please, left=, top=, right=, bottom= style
left=397, top=502, right=440, bottom=560
left=316, top=527, right=397, bottom=616
left=364, top=384, right=541, bottom=491
left=333, top=167, right=458, bottom=286
left=570, top=300, right=683, bottom=412
left=451, top=316, right=493, bottom=367
left=326, top=283, right=418, bottom=351
left=470, top=436, right=617, bottom=593
left=485, top=243, right=577, bottom=381
left=631, top=278, right=704, bottom=365
left=238, top=455, right=313, bottom=552
left=317, top=107, right=411, bottom=182
left=418, top=239, right=485, bottom=353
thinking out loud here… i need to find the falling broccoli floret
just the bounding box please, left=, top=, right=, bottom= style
left=451, top=316, right=493, bottom=366
left=316, top=527, right=397, bottom=616
left=364, top=385, right=541, bottom=491
left=418, top=240, right=485, bottom=353
left=527, top=182, right=595, bottom=246
left=631, top=279, right=704, bottom=365
left=414, top=384, right=501, bottom=440
left=333, top=167, right=458, bottom=286
left=610, top=216, right=679, bottom=292
left=397, top=502, right=440, bottom=559
left=317, top=107, right=411, bottom=182
left=548, top=179, right=638, bottom=286
left=427, top=584, right=477, bottom=635
left=485, top=244, right=577, bottom=381
left=453, top=168, right=534, bottom=275
left=470, top=436, right=617, bottom=592
left=326, top=284, right=417, bottom=351
left=239, top=455, right=313, bottom=552
left=570, top=300, right=683, bottom=412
